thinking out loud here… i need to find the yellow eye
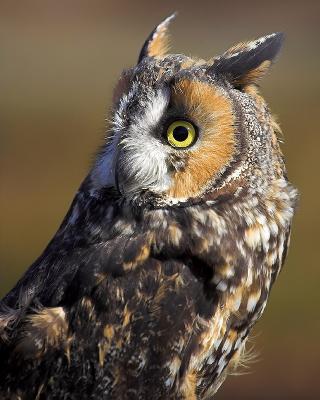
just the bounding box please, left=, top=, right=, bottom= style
left=166, top=120, right=197, bottom=148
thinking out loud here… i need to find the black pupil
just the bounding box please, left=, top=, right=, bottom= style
left=172, top=125, right=189, bottom=142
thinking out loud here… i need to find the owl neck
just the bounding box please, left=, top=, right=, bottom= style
left=2, top=174, right=296, bottom=311
left=55, top=175, right=297, bottom=257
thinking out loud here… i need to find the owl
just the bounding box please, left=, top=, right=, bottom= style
left=0, top=14, right=297, bottom=400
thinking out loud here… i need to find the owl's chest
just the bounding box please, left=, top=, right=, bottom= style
left=45, top=198, right=291, bottom=399
left=78, top=226, right=284, bottom=397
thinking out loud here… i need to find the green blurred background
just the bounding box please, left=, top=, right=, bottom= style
left=0, top=0, right=319, bottom=398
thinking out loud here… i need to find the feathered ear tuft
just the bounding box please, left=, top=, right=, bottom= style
left=138, top=13, right=177, bottom=63
left=209, top=33, right=284, bottom=88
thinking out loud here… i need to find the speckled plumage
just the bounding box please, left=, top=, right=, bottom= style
left=0, top=15, right=297, bottom=399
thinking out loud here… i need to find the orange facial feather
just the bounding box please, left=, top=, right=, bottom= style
left=167, top=79, right=236, bottom=198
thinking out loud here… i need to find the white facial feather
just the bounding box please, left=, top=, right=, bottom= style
left=91, top=86, right=171, bottom=196
left=118, top=88, right=171, bottom=195
left=90, top=85, right=140, bottom=190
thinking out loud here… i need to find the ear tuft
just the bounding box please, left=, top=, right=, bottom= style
left=210, top=33, right=284, bottom=87
left=138, top=13, right=177, bottom=63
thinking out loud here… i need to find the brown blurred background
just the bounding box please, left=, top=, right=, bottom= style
left=0, top=0, right=319, bottom=398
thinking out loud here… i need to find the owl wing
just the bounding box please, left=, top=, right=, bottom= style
left=0, top=231, right=242, bottom=400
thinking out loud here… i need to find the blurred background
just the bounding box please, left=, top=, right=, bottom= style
left=0, top=0, right=319, bottom=398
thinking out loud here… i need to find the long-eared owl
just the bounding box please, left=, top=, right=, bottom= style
left=0, top=14, right=297, bottom=400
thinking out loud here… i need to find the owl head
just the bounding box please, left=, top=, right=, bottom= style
left=91, top=14, right=285, bottom=205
